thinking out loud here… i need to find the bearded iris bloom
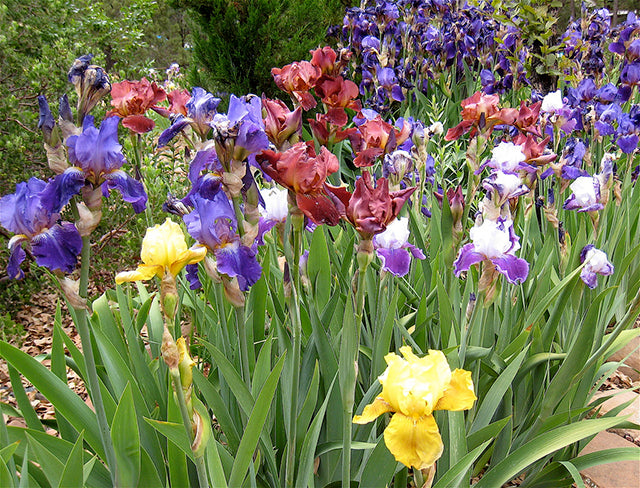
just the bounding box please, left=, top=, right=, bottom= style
left=327, top=172, right=415, bottom=240
left=158, top=87, right=221, bottom=146
left=580, top=245, right=614, bottom=289
left=48, top=115, right=147, bottom=213
left=354, top=346, right=476, bottom=470
left=1, top=178, right=82, bottom=279
left=562, top=157, right=613, bottom=212
left=256, top=141, right=342, bottom=225
left=210, top=94, right=269, bottom=167
left=108, top=78, right=167, bottom=133
left=115, top=218, right=206, bottom=284
left=373, top=218, right=425, bottom=276
left=454, top=217, right=529, bottom=285
left=183, top=179, right=262, bottom=292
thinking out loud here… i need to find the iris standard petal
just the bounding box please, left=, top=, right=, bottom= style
left=168, top=246, right=208, bottom=278
left=434, top=369, right=477, bottom=411
left=40, top=168, right=85, bottom=213
left=384, top=414, right=443, bottom=470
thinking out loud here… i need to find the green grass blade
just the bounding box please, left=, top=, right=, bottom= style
left=1, top=342, right=104, bottom=459
left=57, top=432, right=85, bottom=488
left=228, top=354, right=285, bottom=488
left=111, top=384, right=141, bottom=488
left=433, top=440, right=491, bottom=488
left=296, top=375, right=336, bottom=487
left=470, top=347, right=529, bottom=434
left=474, top=417, right=625, bottom=488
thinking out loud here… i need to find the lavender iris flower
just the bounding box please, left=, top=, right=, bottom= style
left=373, top=217, right=425, bottom=276
left=47, top=115, right=147, bottom=213
left=1, top=178, right=82, bottom=279
left=454, top=217, right=529, bottom=284
left=579, top=245, right=614, bottom=289
left=183, top=180, right=261, bottom=291
left=210, top=94, right=269, bottom=165
left=158, top=87, right=221, bottom=147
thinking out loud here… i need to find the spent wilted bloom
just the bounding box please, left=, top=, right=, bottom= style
left=354, top=346, right=476, bottom=470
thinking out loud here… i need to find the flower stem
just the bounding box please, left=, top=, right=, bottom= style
left=170, top=369, right=210, bottom=488
left=284, top=200, right=304, bottom=488
left=234, top=306, right=251, bottom=387
left=75, top=235, right=119, bottom=486
left=342, top=245, right=370, bottom=487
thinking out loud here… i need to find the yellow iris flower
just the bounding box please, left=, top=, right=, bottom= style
left=115, top=218, right=206, bottom=284
left=353, top=346, right=476, bottom=470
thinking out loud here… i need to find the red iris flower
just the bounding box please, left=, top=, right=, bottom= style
left=108, top=78, right=166, bottom=133
left=513, top=133, right=557, bottom=166
left=262, top=97, right=302, bottom=151
left=328, top=172, right=416, bottom=239
left=445, top=91, right=502, bottom=141
left=349, top=115, right=411, bottom=167
left=271, top=61, right=322, bottom=110
left=256, top=141, right=341, bottom=225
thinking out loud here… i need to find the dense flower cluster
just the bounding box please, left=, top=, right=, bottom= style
left=333, top=0, right=527, bottom=112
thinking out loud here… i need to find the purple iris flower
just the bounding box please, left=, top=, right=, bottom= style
left=617, top=134, right=639, bottom=154
left=373, top=217, right=425, bottom=277
left=47, top=115, right=147, bottom=213
left=454, top=217, right=529, bottom=285
left=158, top=87, right=221, bottom=147
left=210, top=94, right=269, bottom=165
left=579, top=245, right=614, bottom=289
left=1, top=178, right=82, bottom=279
left=183, top=180, right=261, bottom=291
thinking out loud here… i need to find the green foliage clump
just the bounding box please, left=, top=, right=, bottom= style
left=176, top=0, right=350, bottom=97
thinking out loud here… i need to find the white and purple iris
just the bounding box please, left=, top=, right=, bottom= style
left=453, top=217, right=529, bottom=284
left=479, top=141, right=533, bottom=175
left=257, top=187, right=289, bottom=245
left=579, top=245, right=614, bottom=289
left=482, top=171, right=530, bottom=206
left=1, top=178, right=83, bottom=279
left=562, top=157, right=613, bottom=212
left=373, top=218, right=425, bottom=277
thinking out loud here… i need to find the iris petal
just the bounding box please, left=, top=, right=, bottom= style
left=353, top=397, right=394, bottom=424
left=384, top=414, right=443, bottom=470
left=115, top=264, right=164, bottom=284
left=31, top=223, right=83, bottom=274
left=435, top=369, right=477, bottom=411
